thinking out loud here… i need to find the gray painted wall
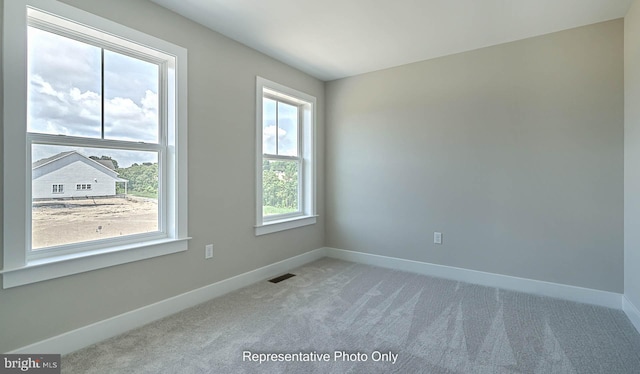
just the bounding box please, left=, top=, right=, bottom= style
left=0, top=0, right=325, bottom=352
left=326, top=20, right=624, bottom=292
left=625, top=1, right=640, bottom=310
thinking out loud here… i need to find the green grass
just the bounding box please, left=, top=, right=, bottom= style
left=127, top=191, right=158, bottom=199
left=263, top=205, right=297, bottom=216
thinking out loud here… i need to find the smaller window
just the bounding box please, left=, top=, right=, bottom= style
left=255, top=77, right=316, bottom=235
left=52, top=184, right=63, bottom=194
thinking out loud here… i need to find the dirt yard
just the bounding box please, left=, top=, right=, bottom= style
left=32, top=196, right=158, bottom=249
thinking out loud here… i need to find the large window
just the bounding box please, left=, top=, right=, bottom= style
left=255, top=77, right=316, bottom=235
left=2, top=0, right=189, bottom=288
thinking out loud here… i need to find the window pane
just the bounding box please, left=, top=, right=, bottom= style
left=27, top=27, right=102, bottom=138
left=262, top=159, right=299, bottom=216
left=277, top=102, right=298, bottom=156
left=263, top=98, right=277, bottom=155
left=104, top=50, right=159, bottom=143
left=32, top=144, right=159, bottom=250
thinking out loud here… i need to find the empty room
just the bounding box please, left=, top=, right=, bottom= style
left=2, top=0, right=640, bottom=372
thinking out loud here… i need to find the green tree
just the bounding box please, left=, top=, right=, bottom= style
left=262, top=160, right=298, bottom=214
left=115, top=163, right=159, bottom=198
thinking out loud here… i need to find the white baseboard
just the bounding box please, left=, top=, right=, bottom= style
left=9, top=247, right=326, bottom=355
left=325, top=247, right=622, bottom=309
left=10, top=246, right=629, bottom=354
left=623, top=296, right=640, bottom=333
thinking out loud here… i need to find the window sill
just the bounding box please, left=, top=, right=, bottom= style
left=255, top=215, right=317, bottom=236
left=0, top=237, right=191, bottom=288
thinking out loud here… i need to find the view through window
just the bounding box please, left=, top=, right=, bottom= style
left=262, top=94, right=301, bottom=217
left=255, top=77, right=316, bottom=236
left=28, top=24, right=162, bottom=251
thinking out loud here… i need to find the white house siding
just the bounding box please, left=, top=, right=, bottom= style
left=33, top=154, right=122, bottom=199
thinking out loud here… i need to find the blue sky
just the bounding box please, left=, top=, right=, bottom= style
left=262, top=98, right=298, bottom=156
left=28, top=26, right=159, bottom=168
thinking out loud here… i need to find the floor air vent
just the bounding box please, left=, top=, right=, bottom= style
left=268, top=273, right=296, bottom=283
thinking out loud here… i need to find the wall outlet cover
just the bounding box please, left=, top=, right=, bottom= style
left=434, top=232, right=442, bottom=244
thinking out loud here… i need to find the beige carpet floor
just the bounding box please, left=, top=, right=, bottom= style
left=63, top=258, right=640, bottom=373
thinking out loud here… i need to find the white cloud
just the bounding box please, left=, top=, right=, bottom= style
left=141, top=90, right=158, bottom=115
left=29, top=75, right=101, bottom=137
left=28, top=27, right=101, bottom=93
left=26, top=26, right=161, bottom=167
left=104, top=90, right=158, bottom=142
left=29, top=75, right=158, bottom=143
left=106, top=97, right=143, bottom=118
left=28, top=25, right=159, bottom=143
left=32, top=74, right=65, bottom=101
left=263, top=125, right=285, bottom=138
left=264, top=125, right=296, bottom=155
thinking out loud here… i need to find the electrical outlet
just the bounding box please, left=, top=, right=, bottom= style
left=205, top=244, right=214, bottom=259
left=434, top=232, right=442, bottom=245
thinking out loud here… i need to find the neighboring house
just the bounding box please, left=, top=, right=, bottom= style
left=32, top=151, right=128, bottom=199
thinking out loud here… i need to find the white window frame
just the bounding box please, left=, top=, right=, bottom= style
left=255, top=77, right=316, bottom=236
left=76, top=184, right=92, bottom=191
left=1, top=0, right=189, bottom=288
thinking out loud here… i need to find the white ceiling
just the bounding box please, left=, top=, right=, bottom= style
left=150, top=0, right=633, bottom=81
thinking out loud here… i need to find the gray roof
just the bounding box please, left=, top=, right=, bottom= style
left=32, top=151, right=75, bottom=169
left=32, top=152, right=125, bottom=180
